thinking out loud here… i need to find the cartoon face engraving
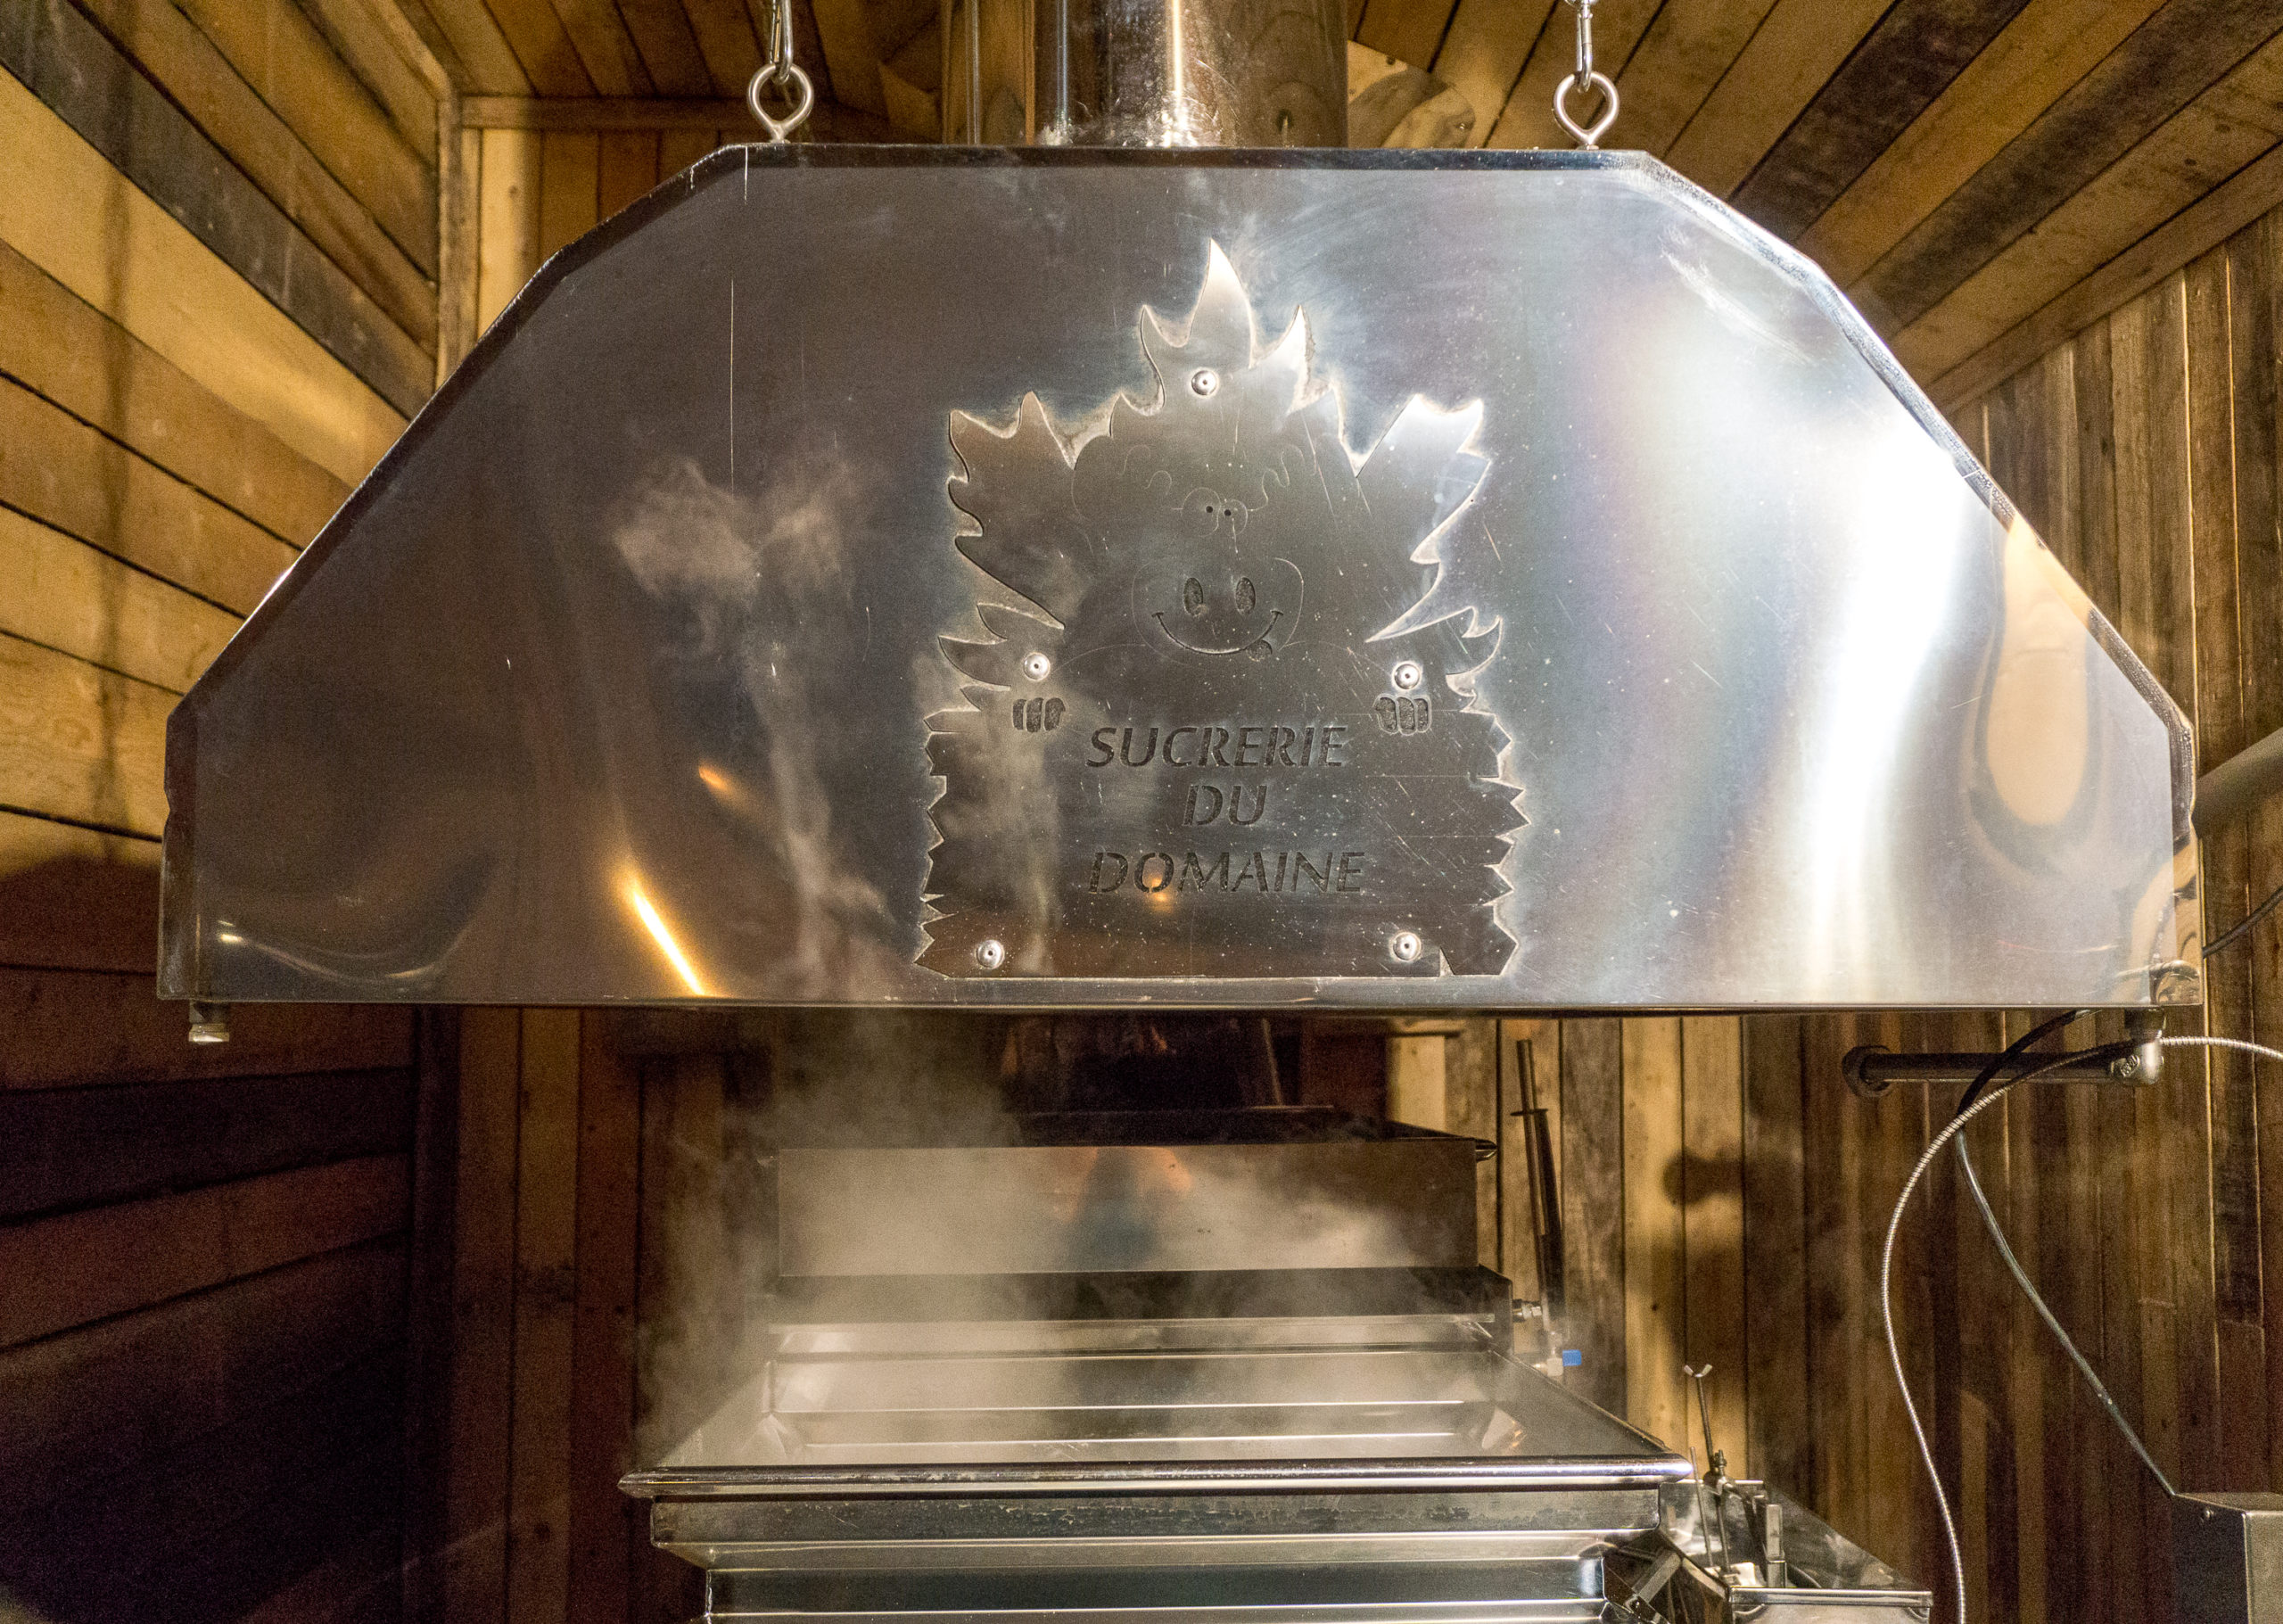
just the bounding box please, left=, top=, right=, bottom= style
left=922, top=243, right=1525, bottom=980
left=1140, top=546, right=1304, bottom=660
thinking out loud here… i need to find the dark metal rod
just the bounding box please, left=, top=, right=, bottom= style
left=1843, top=1043, right=2158, bottom=1098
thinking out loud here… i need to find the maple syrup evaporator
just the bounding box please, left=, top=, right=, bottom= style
left=152, top=1, right=2232, bottom=1619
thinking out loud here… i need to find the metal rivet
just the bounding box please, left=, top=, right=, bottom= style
left=1191, top=368, right=1219, bottom=397
left=1392, top=660, right=1423, bottom=691
left=1389, top=931, right=1422, bottom=963
left=974, top=938, right=1006, bottom=970
left=1020, top=652, right=1051, bottom=681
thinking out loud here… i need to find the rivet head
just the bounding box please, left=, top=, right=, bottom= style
left=974, top=938, right=1006, bottom=970
left=1392, top=660, right=1423, bottom=691
left=1190, top=368, right=1219, bottom=397
left=1020, top=652, right=1051, bottom=681
left=1389, top=931, right=1422, bottom=963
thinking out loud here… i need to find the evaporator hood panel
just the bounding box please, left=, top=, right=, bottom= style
left=159, top=148, right=2201, bottom=1010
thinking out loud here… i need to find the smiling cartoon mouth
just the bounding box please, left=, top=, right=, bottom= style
left=1153, top=609, right=1286, bottom=658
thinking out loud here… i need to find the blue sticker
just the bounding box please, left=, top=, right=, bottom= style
left=1562, top=1348, right=1583, bottom=1367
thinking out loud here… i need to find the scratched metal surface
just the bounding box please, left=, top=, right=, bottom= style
left=159, top=147, right=2197, bottom=1009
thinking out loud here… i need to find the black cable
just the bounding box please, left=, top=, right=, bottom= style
left=2205, top=878, right=2283, bottom=960
left=1949, top=1028, right=2178, bottom=1500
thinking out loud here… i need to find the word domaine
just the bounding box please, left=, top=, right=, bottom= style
left=1088, top=850, right=1366, bottom=895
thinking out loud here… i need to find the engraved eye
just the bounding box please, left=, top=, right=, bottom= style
left=1183, top=577, right=1205, bottom=616
left=1235, top=577, right=1256, bottom=614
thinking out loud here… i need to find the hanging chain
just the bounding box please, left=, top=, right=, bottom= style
left=1552, top=0, right=1619, bottom=149
left=746, top=0, right=814, bottom=144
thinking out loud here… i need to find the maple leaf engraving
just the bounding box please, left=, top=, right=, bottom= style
left=922, top=243, right=1521, bottom=978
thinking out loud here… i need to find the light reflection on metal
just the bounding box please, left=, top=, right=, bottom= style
left=627, top=878, right=707, bottom=996
left=156, top=149, right=2198, bottom=1010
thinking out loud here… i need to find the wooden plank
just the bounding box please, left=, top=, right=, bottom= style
left=2229, top=212, right=2283, bottom=1499
left=0, top=1153, right=408, bottom=1348
left=440, top=1006, right=521, bottom=1624
left=1799, top=0, right=2167, bottom=289
left=620, top=0, right=715, bottom=95
left=0, top=373, right=297, bottom=614
left=2184, top=241, right=2273, bottom=1496
left=69, top=0, right=441, bottom=344
left=477, top=125, right=544, bottom=333
left=417, top=0, right=537, bottom=94
left=1729, top=0, right=2034, bottom=243
left=169, top=0, right=439, bottom=270
left=440, top=120, right=483, bottom=379
left=1661, top=0, right=1891, bottom=198
left=0, top=632, right=173, bottom=837
left=1679, top=1016, right=1745, bottom=1475
left=2110, top=283, right=2204, bottom=1567
left=1620, top=1017, right=1685, bottom=1452
left=567, top=1013, right=642, bottom=1624
left=457, top=92, right=891, bottom=137
left=485, top=0, right=597, bottom=95
left=1386, top=1033, right=1448, bottom=1129
left=0, top=506, right=240, bottom=693
left=0, top=966, right=413, bottom=1091
left=680, top=0, right=765, bottom=96
left=0, top=1065, right=412, bottom=1224
left=1, top=2, right=432, bottom=416
left=1740, top=1015, right=1808, bottom=1496
left=1609, top=0, right=1781, bottom=160
left=0, top=810, right=157, bottom=975
left=810, top=0, right=885, bottom=115
left=1357, top=0, right=1459, bottom=80
left=599, top=128, right=664, bottom=217
left=2, top=1349, right=405, bottom=1615
left=400, top=1008, right=463, bottom=1624
left=1893, top=34, right=2283, bottom=386
left=297, top=0, right=442, bottom=163
left=1445, top=1020, right=1500, bottom=1268
left=0, top=1236, right=406, bottom=1513
left=1859, top=0, right=2283, bottom=336
left=540, top=130, right=603, bottom=261
left=0, top=239, right=346, bottom=548
left=1428, top=0, right=1551, bottom=151
left=0, top=69, right=403, bottom=484
left=507, top=1008, right=583, bottom=1624
left=1484, top=0, right=1657, bottom=154
left=1929, top=140, right=2283, bottom=411
left=554, top=0, right=658, bottom=95
left=1801, top=1014, right=1863, bottom=1537
left=1557, top=1018, right=1623, bottom=1414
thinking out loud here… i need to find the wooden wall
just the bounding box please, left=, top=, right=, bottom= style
left=0, top=3, right=443, bottom=1620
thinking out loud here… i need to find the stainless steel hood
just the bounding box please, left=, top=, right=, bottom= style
left=157, top=145, right=2200, bottom=1010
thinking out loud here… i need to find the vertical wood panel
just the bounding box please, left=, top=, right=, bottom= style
left=476, top=127, right=542, bottom=332
left=441, top=1007, right=520, bottom=1624
left=567, top=1016, right=641, bottom=1624
left=1741, top=1015, right=1808, bottom=1496
left=1621, top=1017, right=1686, bottom=1451
left=1560, top=1018, right=1625, bottom=1415
left=507, top=1008, right=581, bottom=1624
left=1680, top=1016, right=1745, bottom=1473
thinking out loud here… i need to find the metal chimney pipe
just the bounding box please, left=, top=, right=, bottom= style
left=944, top=0, right=1348, bottom=147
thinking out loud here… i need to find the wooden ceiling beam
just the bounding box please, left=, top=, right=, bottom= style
left=390, top=0, right=532, bottom=95
left=482, top=0, right=595, bottom=95
left=680, top=0, right=768, bottom=97
left=549, top=0, right=656, bottom=95
left=1661, top=0, right=1889, bottom=196
left=1896, top=30, right=2283, bottom=386
left=1851, top=0, right=2283, bottom=336
left=1729, top=0, right=2032, bottom=243
left=1356, top=0, right=1461, bottom=80
left=1796, top=0, right=2165, bottom=289
left=1610, top=0, right=1780, bottom=159
left=1932, top=140, right=2283, bottom=410
left=1424, top=0, right=1552, bottom=151
left=458, top=94, right=892, bottom=138
left=618, top=0, right=716, bottom=96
